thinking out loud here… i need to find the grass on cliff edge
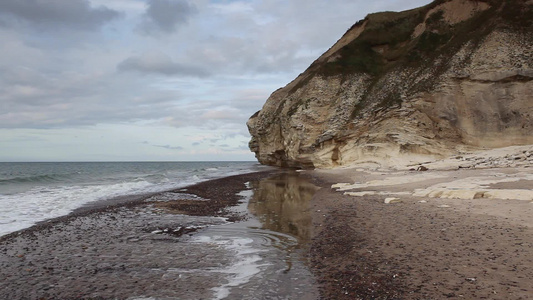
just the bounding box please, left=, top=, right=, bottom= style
left=318, top=0, right=530, bottom=78
left=288, top=0, right=531, bottom=117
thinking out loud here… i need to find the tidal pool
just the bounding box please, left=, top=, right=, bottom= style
left=248, top=171, right=319, bottom=244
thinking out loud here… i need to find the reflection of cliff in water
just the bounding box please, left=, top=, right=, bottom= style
left=248, top=172, right=319, bottom=243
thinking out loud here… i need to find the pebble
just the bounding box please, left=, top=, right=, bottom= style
left=0, top=207, right=229, bottom=299
left=384, top=198, right=401, bottom=204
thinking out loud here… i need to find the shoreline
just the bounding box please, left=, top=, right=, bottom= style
left=0, top=169, right=279, bottom=243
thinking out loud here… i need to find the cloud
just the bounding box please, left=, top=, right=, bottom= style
left=0, top=0, right=120, bottom=30
left=153, top=144, right=184, bottom=150
left=0, top=65, right=185, bottom=129
left=162, top=103, right=252, bottom=134
left=117, top=51, right=209, bottom=77
left=139, top=0, right=197, bottom=34
left=200, top=108, right=242, bottom=121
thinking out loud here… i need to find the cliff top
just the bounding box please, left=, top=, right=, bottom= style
left=290, top=0, right=531, bottom=93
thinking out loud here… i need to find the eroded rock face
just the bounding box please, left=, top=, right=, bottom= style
left=248, top=0, right=532, bottom=169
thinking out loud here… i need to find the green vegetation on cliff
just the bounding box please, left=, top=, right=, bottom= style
left=293, top=0, right=530, bottom=79
left=290, top=0, right=532, bottom=119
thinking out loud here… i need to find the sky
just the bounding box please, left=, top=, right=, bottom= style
left=0, top=0, right=432, bottom=162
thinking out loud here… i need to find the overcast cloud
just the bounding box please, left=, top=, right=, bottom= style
left=0, top=0, right=120, bottom=30
left=139, top=0, right=197, bottom=33
left=1, top=0, right=432, bottom=161
left=117, top=51, right=210, bottom=77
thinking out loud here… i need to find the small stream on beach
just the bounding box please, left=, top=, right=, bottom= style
left=190, top=172, right=320, bottom=299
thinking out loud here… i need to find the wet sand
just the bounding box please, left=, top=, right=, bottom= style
left=304, top=167, right=533, bottom=299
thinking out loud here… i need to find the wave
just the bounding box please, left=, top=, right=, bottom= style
left=0, top=173, right=75, bottom=185
left=0, top=170, right=227, bottom=237
left=0, top=179, right=156, bottom=237
left=0, top=161, right=261, bottom=237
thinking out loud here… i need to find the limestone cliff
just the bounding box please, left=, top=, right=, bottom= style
left=247, top=0, right=532, bottom=168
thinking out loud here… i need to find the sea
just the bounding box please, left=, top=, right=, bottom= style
left=0, top=161, right=266, bottom=237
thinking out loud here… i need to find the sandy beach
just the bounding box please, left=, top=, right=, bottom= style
left=303, top=146, right=533, bottom=299
left=1, top=149, right=532, bottom=299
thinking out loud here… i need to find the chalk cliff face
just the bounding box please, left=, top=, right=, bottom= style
left=247, top=0, right=533, bottom=168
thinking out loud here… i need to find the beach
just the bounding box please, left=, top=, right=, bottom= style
left=303, top=150, right=533, bottom=299
left=1, top=156, right=533, bottom=299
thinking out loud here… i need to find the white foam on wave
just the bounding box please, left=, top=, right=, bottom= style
left=0, top=162, right=261, bottom=237
left=0, top=180, right=156, bottom=236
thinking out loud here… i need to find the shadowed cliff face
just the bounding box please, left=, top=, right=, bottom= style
left=247, top=0, right=533, bottom=169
